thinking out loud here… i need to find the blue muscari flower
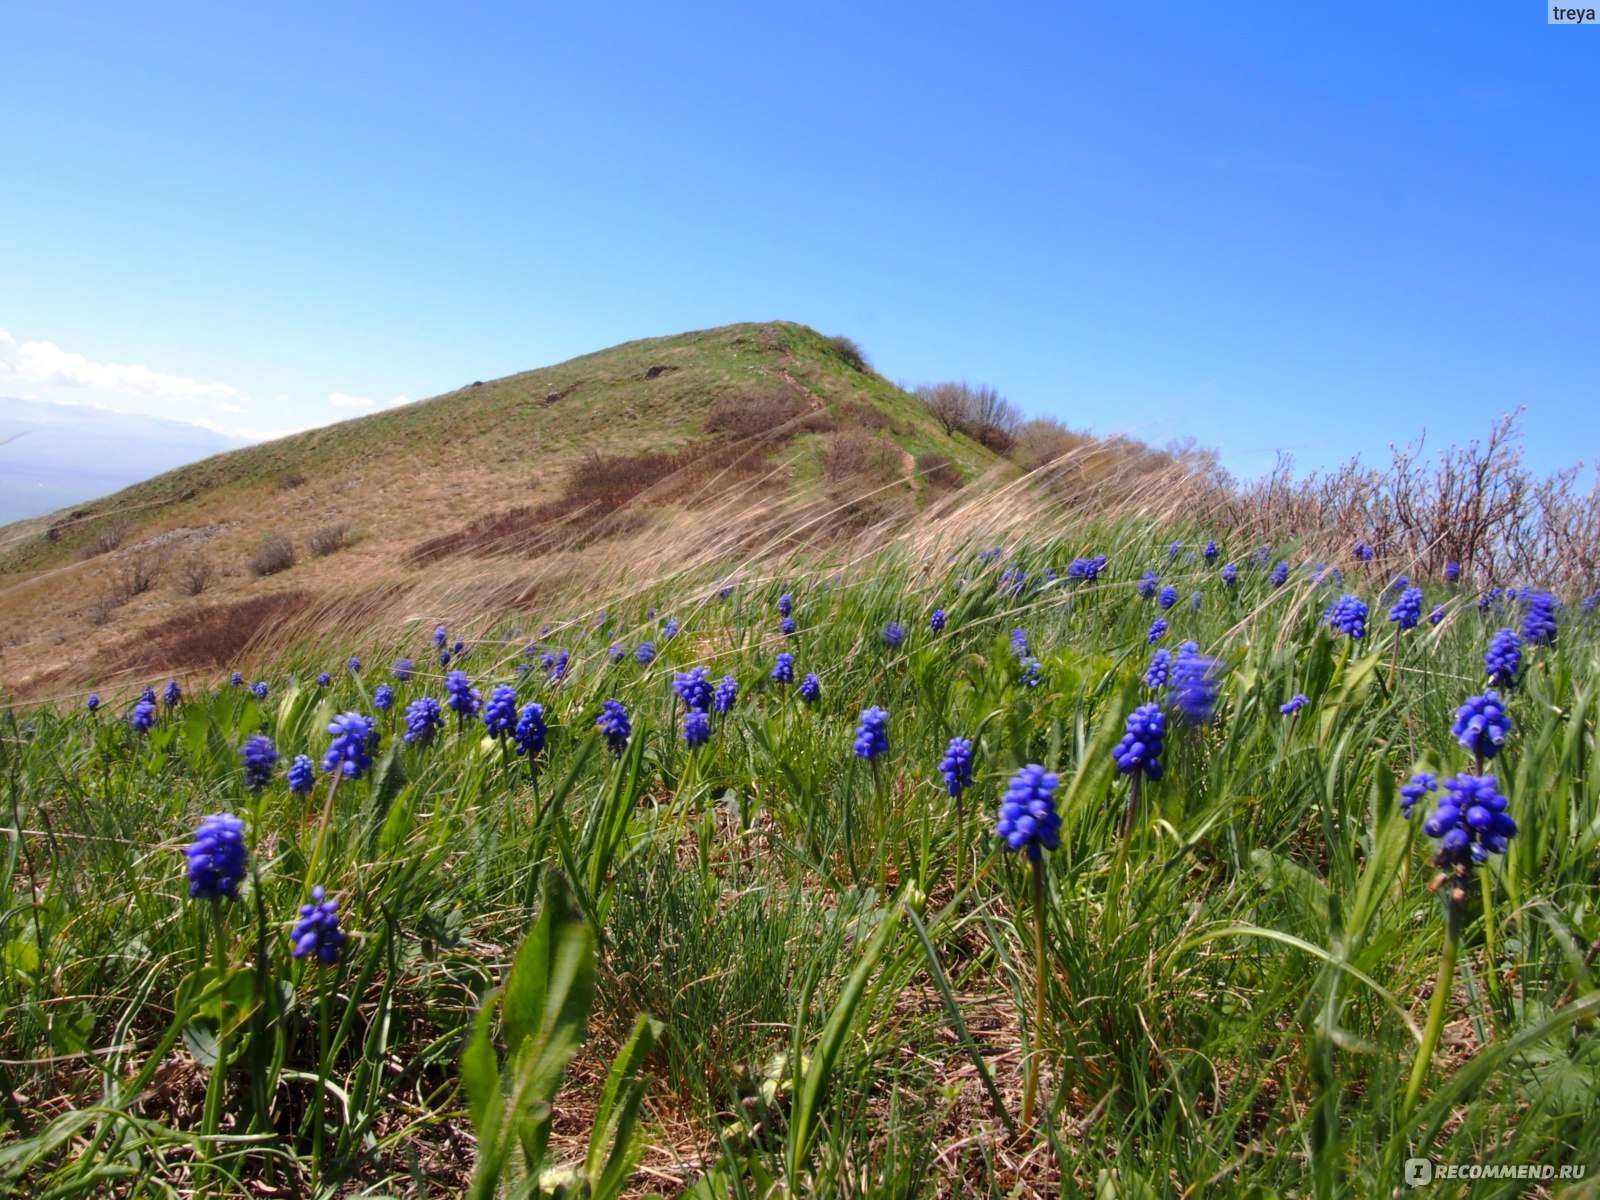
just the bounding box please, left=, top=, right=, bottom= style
left=230, top=671, right=243, bottom=687
left=1388, top=586, right=1424, bottom=630
left=1477, top=587, right=1502, bottom=613
left=394, top=658, right=415, bottom=681
left=663, top=618, right=679, bottom=641
left=883, top=621, right=907, bottom=649
left=1159, top=585, right=1178, bottom=610
left=288, top=754, right=316, bottom=794
left=673, top=666, right=713, bottom=712
left=1190, top=592, right=1202, bottom=612
left=347, top=657, right=361, bottom=673
left=979, top=545, right=1003, bottom=566
left=1386, top=574, right=1410, bottom=597
left=483, top=684, right=519, bottom=738
left=1353, top=540, right=1374, bottom=562
left=596, top=699, right=631, bottom=756
left=635, top=642, right=657, bottom=665
left=1582, top=592, right=1599, bottom=614
left=1204, top=540, right=1219, bottom=562
left=718, top=584, right=734, bottom=599
left=185, top=812, right=248, bottom=901
left=240, top=735, right=278, bottom=791
left=1221, top=562, right=1237, bottom=587
left=1325, top=595, right=1369, bottom=640
left=1445, top=560, right=1461, bottom=583
left=683, top=710, right=711, bottom=748
left=317, top=672, right=332, bottom=687
left=930, top=608, right=947, bottom=632
left=252, top=681, right=269, bottom=701
left=1171, top=644, right=1222, bottom=724
left=1168, top=541, right=1183, bottom=559
left=374, top=684, right=395, bottom=713
left=323, top=712, right=377, bottom=779
left=1522, top=591, right=1558, bottom=646
left=515, top=662, right=531, bottom=677
left=1484, top=628, right=1521, bottom=687
left=546, top=650, right=569, bottom=682
left=86, top=693, right=100, bottom=713
left=780, top=616, right=797, bottom=636
left=798, top=673, right=821, bottom=703
left=1147, top=617, right=1168, bottom=644
left=1423, top=774, right=1516, bottom=868
left=514, top=702, right=547, bottom=757
left=1010, top=628, right=1030, bottom=657
left=453, top=639, right=466, bottom=657
left=997, top=567, right=1027, bottom=597
left=292, top=886, right=346, bottom=966
left=164, top=679, right=182, bottom=708
left=131, top=697, right=157, bottom=733
left=1253, top=545, right=1272, bottom=568
left=1113, top=703, right=1166, bottom=781
left=1453, top=692, right=1510, bottom=761
left=1430, top=604, right=1445, bottom=626
left=1067, top=554, right=1107, bottom=582
left=853, top=706, right=889, bottom=761
left=771, top=652, right=795, bottom=684
left=445, top=671, right=481, bottom=722
left=1144, top=648, right=1173, bottom=689
left=1400, top=771, right=1437, bottom=818
left=434, top=624, right=448, bottom=647
left=608, top=642, right=625, bottom=664
left=403, top=696, right=443, bottom=746
left=778, top=593, right=793, bottom=617
left=439, top=649, right=452, bottom=667
left=939, top=737, right=974, bottom=798
left=996, top=764, right=1061, bottom=859
left=1017, top=656, right=1042, bottom=688
left=1137, top=570, right=1160, bottom=599
left=141, top=686, right=156, bottom=705
left=1280, top=694, right=1309, bottom=715
left=1270, top=560, right=1289, bottom=588
left=713, top=675, right=738, bottom=716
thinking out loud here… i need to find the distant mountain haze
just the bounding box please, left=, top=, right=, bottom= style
left=0, top=396, right=247, bottom=523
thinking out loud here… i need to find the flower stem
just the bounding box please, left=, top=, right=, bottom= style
left=1022, top=853, right=1047, bottom=1130
left=1400, top=894, right=1462, bottom=1126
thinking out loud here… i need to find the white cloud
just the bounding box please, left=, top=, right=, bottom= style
left=0, top=330, right=15, bottom=347
left=214, top=400, right=246, bottom=413
left=0, top=337, right=243, bottom=401
left=328, top=392, right=375, bottom=409
left=387, top=394, right=411, bottom=407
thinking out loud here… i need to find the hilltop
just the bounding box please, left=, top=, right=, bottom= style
left=0, top=321, right=1006, bottom=697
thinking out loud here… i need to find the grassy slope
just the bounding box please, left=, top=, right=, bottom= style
left=0, top=322, right=1002, bottom=694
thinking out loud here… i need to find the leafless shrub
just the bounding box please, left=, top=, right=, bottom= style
left=915, top=381, right=1020, bottom=447
left=109, top=591, right=317, bottom=674
left=1013, top=418, right=1089, bottom=470
left=250, top=536, right=296, bottom=577
left=704, top=391, right=811, bottom=439
left=275, top=471, right=308, bottom=493
left=818, top=430, right=896, bottom=484
left=76, top=519, right=130, bottom=560
left=308, top=522, right=352, bottom=557
left=826, top=334, right=871, bottom=373
left=916, top=452, right=963, bottom=493
left=110, top=549, right=165, bottom=603
left=173, top=551, right=215, bottom=596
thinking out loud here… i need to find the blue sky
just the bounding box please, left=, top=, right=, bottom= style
left=1, top=2, right=1595, bottom=482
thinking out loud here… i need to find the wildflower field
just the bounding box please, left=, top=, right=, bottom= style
left=3, top=525, right=1598, bottom=1197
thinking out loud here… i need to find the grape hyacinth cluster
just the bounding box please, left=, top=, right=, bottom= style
left=1280, top=694, right=1308, bottom=715
left=403, top=697, right=443, bottom=746
left=240, top=735, right=279, bottom=791
left=514, top=703, right=547, bottom=758
left=164, top=679, right=182, bottom=708
left=930, top=608, right=947, bottom=632
left=445, top=671, right=481, bottom=723
left=713, top=675, right=738, bottom=716
left=1159, top=585, right=1178, bottom=610
left=323, top=713, right=377, bottom=779
left=635, top=643, right=657, bottom=665
left=1400, top=771, right=1438, bottom=818
left=1144, top=648, right=1172, bottom=690
left=1423, top=775, right=1517, bottom=872
left=1484, top=628, right=1521, bottom=688
left=1138, top=570, right=1160, bottom=600
left=683, top=710, right=711, bottom=748
left=1325, top=595, right=1369, bottom=640
left=1452, top=692, right=1511, bottom=762
left=1221, top=563, right=1237, bottom=587
left=374, top=685, right=395, bottom=713
left=131, top=695, right=157, bottom=733
left=1388, top=586, right=1424, bottom=630
left=1067, top=554, right=1107, bottom=582
left=1113, top=703, right=1166, bottom=781
left=482, top=684, right=519, bottom=739
left=288, top=754, right=316, bottom=795
left=596, top=699, right=631, bottom=756
left=185, top=813, right=249, bottom=902
left=939, top=737, right=974, bottom=798
left=1270, top=560, right=1289, bottom=588
left=291, top=886, right=346, bottom=966
left=1522, top=591, right=1558, bottom=646
left=1171, top=642, right=1222, bottom=723
left=798, top=673, right=821, bottom=704
left=995, top=765, right=1061, bottom=859
left=673, top=667, right=713, bottom=713
left=1148, top=617, right=1168, bottom=644
left=771, top=653, right=795, bottom=685
left=883, top=621, right=907, bottom=649
left=853, top=707, right=889, bottom=761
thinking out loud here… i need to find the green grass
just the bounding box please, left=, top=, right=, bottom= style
left=2, top=523, right=1598, bottom=1197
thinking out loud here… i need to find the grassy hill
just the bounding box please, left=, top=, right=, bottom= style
left=0, top=322, right=1006, bottom=697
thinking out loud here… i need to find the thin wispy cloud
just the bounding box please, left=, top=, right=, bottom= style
left=328, top=392, right=375, bottom=409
